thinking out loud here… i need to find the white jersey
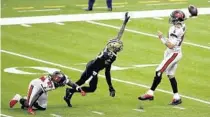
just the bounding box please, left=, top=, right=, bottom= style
left=38, top=76, right=55, bottom=92
left=167, top=24, right=186, bottom=53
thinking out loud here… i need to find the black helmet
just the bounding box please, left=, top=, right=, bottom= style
left=169, top=10, right=186, bottom=25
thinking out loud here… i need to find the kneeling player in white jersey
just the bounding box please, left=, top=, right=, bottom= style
left=9, top=71, right=86, bottom=115
left=138, top=10, right=186, bottom=105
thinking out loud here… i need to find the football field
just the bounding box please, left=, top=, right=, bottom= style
left=1, top=0, right=210, bottom=117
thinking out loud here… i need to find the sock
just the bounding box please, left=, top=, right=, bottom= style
left=106, top=0, right=112, bottom=9
left=88, top=0, right=95, bottom=10
left=146, top=89, right=154, bottom=96
left=169, top=77, right=178, bottom=93
left=173, top=93, right=180, bottom=100
left=150, top=72, right=162, bottom=91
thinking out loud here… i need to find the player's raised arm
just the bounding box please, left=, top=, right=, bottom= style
left=115, top=12, right=130, bottom=40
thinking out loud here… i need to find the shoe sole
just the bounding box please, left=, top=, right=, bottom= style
left=138, top=97, right=154, bottom=101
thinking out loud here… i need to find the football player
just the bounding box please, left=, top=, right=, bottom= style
left=86, top=0, right=112, bottom=11
left=63, top=12, right=130, bottom=107
left=138, top=10, right=187, bottom=105
left=9, top=71, right=86, bottom=115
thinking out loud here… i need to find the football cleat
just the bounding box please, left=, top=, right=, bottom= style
left=107, top=8, right=112, bottom=11
left=138, top=94, right=154, bottom=101
left=169, top=99, right=182, bottom=105
left=28, top=107, right=35, bottom=115
left=9, top=94, right=21, bottom=108
left=64, top=96, right=72, bottom=107
left=85, top=8, right=93, bottom=11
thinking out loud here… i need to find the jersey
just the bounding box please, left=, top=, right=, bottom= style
left=167, top=23, right=186, bottom=53
left=39, top=76, right=55, bottom=92
left=88, top=48, right=117, bottom=72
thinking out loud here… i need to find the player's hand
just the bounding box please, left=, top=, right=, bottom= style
left=124, top=12, right=130, bottom=25
left=109, top=87, right=115, bottom=97
left=80, top=90, right=86, bottom=96
left=157, top=31, right=163, bottom=39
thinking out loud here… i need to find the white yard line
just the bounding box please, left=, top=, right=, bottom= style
left=208, top=1, right=210, bottom=2
left=44, top=6, right=65, bottom=8
left=86, top=20, right=210, bottom=50
left=153, top=17, right=163, bottom=20
left=146, top=2, right=187, bottom=6
left=0, top=114, right=13, bottom=117
left=18, top=8, right=61, bottom=12
left=94, top=5, right=124, bottom=9
left=173, top=106, right=186, bottom=110
left=133, top=109, right=145, bottom=112
left=112, top=2, right=128, bottom=5
left=92, top=111, right=104, bottom=115
left=54, top=22, right=65, bottom=25
left=2, top=8, right=210, bottom=25
left=51, top=114, right=62, bottom=117
left=139, top=1, right=160, bottom=4
left=1, top=49, right=210, bottom=106
left=20, top=24, right=31, bottom=27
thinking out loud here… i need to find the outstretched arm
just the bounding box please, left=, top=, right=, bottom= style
left=115, top=12, right=130, bottom=40
left=105, top=65, right=115, bottom=97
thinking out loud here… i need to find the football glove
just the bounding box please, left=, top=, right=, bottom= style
left=109, top=86, right=116, bottom=97
left=123, top=12, right=130, bottom=25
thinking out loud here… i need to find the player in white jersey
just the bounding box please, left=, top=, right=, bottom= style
left=9, top=71, right=86, bottom=115
left=138, top=10, right=186, bottom=105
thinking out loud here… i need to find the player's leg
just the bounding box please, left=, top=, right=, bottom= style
left=106, top=0, right=112, bottom=11
left=9, top=94, right=22, bottom=108
left=138, top=71, right=162, bottom=100
left=81, top=74, right=98, bottom=92
left=86, top=0, right=95, bottom=11
left=166, top=54, right=182, bottom=105
left=139, top=53, right=178, bottom=100
left=34, top=93, right=47, bottom=110
left=64, top=67, right=93, bottom=107
left=27, top=85, right=44, bottom=114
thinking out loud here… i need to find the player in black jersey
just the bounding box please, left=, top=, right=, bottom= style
left=64, top=12, right=130, bottom=107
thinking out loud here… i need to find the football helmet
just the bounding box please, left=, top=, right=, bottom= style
left=49, top=71, right=65, bottom=83
left=169, top=10, right=186, bottom=25
left=106, top=39, right=123, bottom=53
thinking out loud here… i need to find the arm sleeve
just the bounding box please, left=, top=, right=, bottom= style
left=105, top=64, right=113, bottom=87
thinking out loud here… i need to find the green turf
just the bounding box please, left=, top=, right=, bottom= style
left=1, top=0, right=210, bottom=117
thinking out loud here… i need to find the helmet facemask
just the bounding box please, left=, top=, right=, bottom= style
left=106, top=39, right=123, bottom=53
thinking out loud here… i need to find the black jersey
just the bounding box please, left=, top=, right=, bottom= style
left=88, top=48, right=116, bottom=72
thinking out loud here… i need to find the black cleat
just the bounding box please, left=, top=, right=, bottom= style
left=85, top=8, right=93, bottom=11
left=138, top=94, right=154, bottom=101
left=64, top=96, right=72, bottom=107
left=107, top=8, right=112, bottom=11
left=169, top=99, right=182, bottom=105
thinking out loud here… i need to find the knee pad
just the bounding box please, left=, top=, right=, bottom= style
left=155, top=71, right=162, bottom=78
left=154, top=71, right=162, bottom=84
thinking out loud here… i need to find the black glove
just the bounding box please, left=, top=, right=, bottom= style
left=109, top=86, right=115, bottom=97
left=123, top=12, right=130, bottom=25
